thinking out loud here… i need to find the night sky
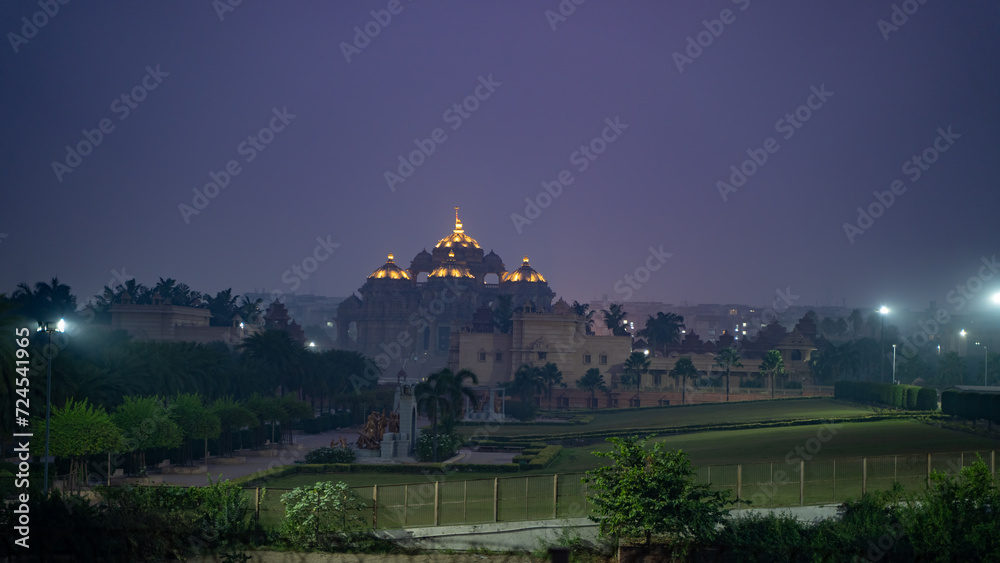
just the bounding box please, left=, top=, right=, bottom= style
left=2, top=1, right=998, bottom=312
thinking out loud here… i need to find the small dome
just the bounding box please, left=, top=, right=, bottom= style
left=368, top=254, right=412, bottom=280
left=502, top=256, right=546, bottom=283
left=483, top=250, right=506, bottom=272
left=429, top=250, right=475, bottom=279
left=435, top=208, right=481, bottom=250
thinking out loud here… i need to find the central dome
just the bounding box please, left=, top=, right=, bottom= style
left=435, top=208, right=481, bottom=250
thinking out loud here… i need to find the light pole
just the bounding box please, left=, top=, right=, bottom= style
left=985, top=345, right=989, bottom=386
left=892, top=344, right=897, bottom=384
left=37, top=318, right=65, bottom=496
left=879, top=306, right=889, bottom=383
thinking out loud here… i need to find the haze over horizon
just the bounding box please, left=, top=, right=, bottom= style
left=3, top=1, right=998, bottom=314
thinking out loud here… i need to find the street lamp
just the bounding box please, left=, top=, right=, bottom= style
left=878, top=306, right=889, bottom=383
left=37, top=318, right=66, bottom=495
left=892, top=344, right=897, bottom=384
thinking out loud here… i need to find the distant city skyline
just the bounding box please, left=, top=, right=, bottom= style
left=2, top=2, right=998, bottom=314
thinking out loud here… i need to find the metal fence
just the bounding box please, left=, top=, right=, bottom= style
left=245, top=450, right=998, bottom=530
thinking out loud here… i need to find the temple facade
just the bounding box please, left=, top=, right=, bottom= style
left=335, top=209, right=556, bottom=380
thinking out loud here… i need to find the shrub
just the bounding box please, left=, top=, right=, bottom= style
left=416, top=432, right=463, bottom=462
left=915, top=387, right=937, bottom=410
left=783, top=381, right=803, bottom=389
left=305, top=447, right=357, bottom=464
left=280, top=481, right=368, bottom=549
left=716, top=512, right=811, bottom=561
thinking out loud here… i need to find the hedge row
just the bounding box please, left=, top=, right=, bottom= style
left=834, top=381, right=937, bottom=411
left=466, top=413, right=932, bottom=444
left=941, top=390, right=1000, bottom=424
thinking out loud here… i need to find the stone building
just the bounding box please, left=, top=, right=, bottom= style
left=335, top=209, right=556, bottom=380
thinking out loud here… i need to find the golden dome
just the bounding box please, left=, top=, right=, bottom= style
left=435, top=207, right=481, bottom=250
left=502, top=256, right=546, bottom=283
left=368, top=254, right=412, bottom=280
left=429, top=250, right=475, bottom=279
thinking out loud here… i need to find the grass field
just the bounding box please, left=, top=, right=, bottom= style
left=250, top=414, right=1000, bottom=529
left=459, top=398, right=874, bottom=439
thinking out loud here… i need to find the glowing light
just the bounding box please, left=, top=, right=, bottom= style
left=879, top=306, right=889, bottom=315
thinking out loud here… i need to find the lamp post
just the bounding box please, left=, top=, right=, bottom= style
left=879, top=306, right=889, bottom=383
left=892, top=344, right=897, bottom=384
left=985, top=345, right=989, bottom=386
left=37, top=318, right=65, bottom=496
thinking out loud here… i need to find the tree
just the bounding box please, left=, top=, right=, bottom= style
left=11, top=277, right=79, bottom=324
left=572, top=301, right=596, bottom=334
left=505, top=364, right=544, bottom=403
left=759, top=350, right=787, bottom=398
left=714, top=347, right=743, bottom=402
left=170, top=393, right=220, bottom=466
left=211, top=396, right=258, bottom=456
left=585, top=436, right=733, bottom=550
left=33, top=398, right=124, bottom=492
left=415, top=368, right=478, bottom=462
left=933, top=351, right=966, bottom=386
left=670, top=356, right=698, bottom=405
left=240, top=329, right=308, bottom=398
left=280, top=481, right=368, bottom=549
left=539, top=362, right=564, bottom=411
left=848, top=309, right=864, bottom=337
left=601, top=303, right=630, bottom=336
left=576, top=368, right=607, bottom=408
left=205, top=288, right=240, bottom=327
left=637, top=312, right=685, bottom=355
left=623, top=351, right=650, bottom=406
left=492, top=295, right=514, bottom=334
left=112, top=395, right=183, bottom=474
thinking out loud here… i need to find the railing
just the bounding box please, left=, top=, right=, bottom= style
left=244, top=449, right=997, bottom=529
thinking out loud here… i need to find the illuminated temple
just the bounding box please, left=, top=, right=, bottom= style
left=335, top=209, right=561, bottom=380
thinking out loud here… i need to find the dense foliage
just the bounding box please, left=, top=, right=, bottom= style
left=585, top=436, right=733, bottom=552
left=835, top=381, right=938, bottom=410
left=941, top=389, right=1000, bottom=424
left=304, top=446, right=357, bottom=464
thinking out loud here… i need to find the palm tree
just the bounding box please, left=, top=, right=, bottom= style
left=539, top=362, right=564, bottom=411
left=637, top=312, right=685, bottom=355
left=240, top=329, right=307, bottom=398
left=714, top=347, right=743, bottom=402
left=576, top=368, right=606, bottom=408
left=504, top=364, right=544, bottom=411
left=623, top=351, right=650, bottom=406
left=759, top=350, right=787, bottom=398
left=601, top=303, right=630, bottom=336
left=572, top=301, right=596, bottom=335
left=670, top=356, right=698, bottom=405
left=848, top=309, right=864, bottom=338
left=415, top=368, right=479, bottom=462
left=205, top=288, right=240, bottom=327
left=238, top=295, right=264, bottom=324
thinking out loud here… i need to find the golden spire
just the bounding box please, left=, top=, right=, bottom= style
left=387, top=253, right=394, bottom=262
left=454, top=206, right=463, bottom=233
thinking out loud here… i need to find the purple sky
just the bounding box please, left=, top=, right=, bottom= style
left=2, top=1, right=998, bottom=312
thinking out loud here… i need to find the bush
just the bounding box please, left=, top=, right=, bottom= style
left=416, top=432, right=463, bottom=462
left=280, top=481, right=368, bottom=550
left=915, top=387, right=937, bottom=410
left=783, top=381, right=803, bottom=389
left=716, top=512, right=811, bottom=561
left=305, top=447, right=356, bottom=464
left=505, top=399, right=538, bottom=421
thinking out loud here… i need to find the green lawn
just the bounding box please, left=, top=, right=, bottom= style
left=459, top=398, right=872, bottom=439
left=252, top=420, right=1000, bottom=529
